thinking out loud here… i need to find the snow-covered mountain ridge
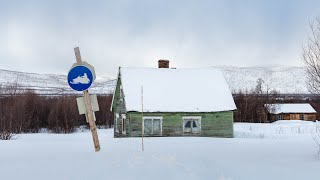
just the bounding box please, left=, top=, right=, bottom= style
left=0, top=69, right=115, bottom=95
left=214, top=65, right=308, bottom=94
left=0, top=65, right=309, bottom=94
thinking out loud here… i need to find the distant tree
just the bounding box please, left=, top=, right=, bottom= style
left=303, top=17, right=320, bottom=94
left=233, top=78, right=279, bottom=123
left=254, top=78, right=264, bottom=95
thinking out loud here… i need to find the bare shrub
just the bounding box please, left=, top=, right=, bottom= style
left=47, top=96, right=85, bottom=133
left=0, top=81, right=114, bottom=133
left=233, top=78, right=279, bottom=123
left=0, top=130, right=15, bottom=140
left=95, top=95, right=114, bottom=128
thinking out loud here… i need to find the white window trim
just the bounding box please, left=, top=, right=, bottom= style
left=182, top=116, right=202, bottom=134
left=121, top=114, right=126, bottom=135
left=115, top=113, right=120, bottom=133
left=143, top=116, right=163, bottom=135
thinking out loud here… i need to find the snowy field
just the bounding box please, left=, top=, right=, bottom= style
left=1, top=121, right=320, bottom=180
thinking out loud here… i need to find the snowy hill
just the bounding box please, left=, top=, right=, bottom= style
left=0, top=69, right=115, bottom=95
left=0, top=65, right=309, bottom=95
left=214, top=65, right=308, bottom=94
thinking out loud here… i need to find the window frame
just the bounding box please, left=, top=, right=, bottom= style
left=277, top=114, right=283, bottom=120
left=300, top=114, right=305, bottom=120
left=121, top=114, right=126, bottom=135
left=143, top=116, right=163, bottom=136
left=115, top=113, right=120, bottom=133
left=182, top=116, right=202, bottom=134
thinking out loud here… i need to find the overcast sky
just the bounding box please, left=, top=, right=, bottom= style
left=1, top=0, right=320, bottom=77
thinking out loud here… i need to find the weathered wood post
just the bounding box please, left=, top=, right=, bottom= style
left=73, top=47, right=101, bottom=152
left=141, top=86, right=144, bottom=151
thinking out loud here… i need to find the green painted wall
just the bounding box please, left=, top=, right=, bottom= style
left=111, top=69, right=234, bottom=138
left=128, top=111, right=233, bottom=138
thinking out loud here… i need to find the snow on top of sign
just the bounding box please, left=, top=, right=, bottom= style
left=268, top=103, right=316, bottom=114
left=120, top=67, right=237, bottom=112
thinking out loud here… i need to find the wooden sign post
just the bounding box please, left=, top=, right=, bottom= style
left=73, top=47, right=100, bottom=152
left=141, top=86, right=144, bottom=151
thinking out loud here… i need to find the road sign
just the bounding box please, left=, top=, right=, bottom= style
left=70, top=61, right=96, bottom=81
left=72, top=47, right=100, bottom=152
left=76, top=94, right=99, bottom=116
left=68, top=65, right=94, bottom=91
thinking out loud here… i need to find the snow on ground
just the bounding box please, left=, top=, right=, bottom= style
left=235, top=120, right=320, bottom=139
left=1, top=121, right=320, bottom=180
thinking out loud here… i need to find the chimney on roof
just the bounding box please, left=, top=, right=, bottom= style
left=158, top=59, right=170, bottom=68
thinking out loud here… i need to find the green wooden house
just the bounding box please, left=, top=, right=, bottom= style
left=110, top=60, right=237, bottom=138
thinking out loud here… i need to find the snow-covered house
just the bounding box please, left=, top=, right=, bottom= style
left=267, top=103, right=317, bottom=121
left=110, top=60, right=237, bottom=138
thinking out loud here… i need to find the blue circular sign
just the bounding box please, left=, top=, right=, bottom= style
left=67, top=65, right=93, bottom=91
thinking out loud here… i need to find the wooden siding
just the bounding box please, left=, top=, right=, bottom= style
left=112, top=76, right=128, bottom=138
left=270, top=113, right=317, bottom=121
left=305, top=114, right=317, bottom=121
left=112, top=76, right=126, bottom=113
left=127, top=111, right=234, bottom=138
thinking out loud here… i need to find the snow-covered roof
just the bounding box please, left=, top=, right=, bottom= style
left=267, top=103, right=316, bottom=114
left=120, top=67, right=237, bottom=112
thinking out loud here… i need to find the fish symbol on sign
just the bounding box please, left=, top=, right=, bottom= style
left=70, top=73, right=91, bottom=84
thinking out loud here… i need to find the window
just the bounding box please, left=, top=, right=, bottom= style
left=115, top=113, right=120, bottom=133
left=183, top=116, right=201, bottom=134
left=121, top=114, right=126, bottom=135
left=143, top=117, right=163, bottom=135
left=300, top=114, right=305, bottom=120
left=277, top=114, right=283, bottom=120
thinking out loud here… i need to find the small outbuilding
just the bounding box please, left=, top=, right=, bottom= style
left=111, top=60, right=237, bottom=138
left=267, top=103, right=317, bottom=121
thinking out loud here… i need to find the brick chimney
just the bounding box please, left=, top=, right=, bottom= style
left=158, top=59, right=170, bottom=68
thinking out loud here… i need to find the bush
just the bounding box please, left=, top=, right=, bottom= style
left=0, top=130, right=15, bottom=140
left=0, top=92, right=114, bottom=134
